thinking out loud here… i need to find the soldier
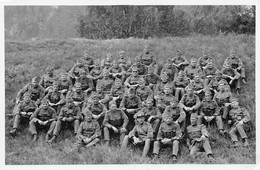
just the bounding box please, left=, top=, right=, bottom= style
left=108, top=60, right=126, bottom=81
left=81, top=51, right=95, bottom=71
left=10, top=93, right=38, bottom=137
left=162, top=98, right=186, bottom=132
left=202, top=61, right=217, bottom=86
left=121, top=111, right=153, bottom=158
left=74, top=110, right=101, bottom=152
left=155, top=73, right=173, bottom=96
left=197, top=48, right=214, bottom=70
left=173, top=71, right=190, bottom=102
left=67, top=83, right=87, bottom=110
left=139, top=97, right=162, bottom=137
left=189, top=73, right=205, bottom=101
left=135, top=77, right=153, bottom=104
left=208, top=70, right=229, bottom=93
left=186, top=115, right=214, bottom=159
left=179, top=85, right=201, bottom=126
left=124, top=66, right=141, bottom=88
left=29, top=99, right=57, bottom=142
left=58, top=72, right=73, bottom=96
left=143, top=65, right=161, bottom=91
left=68, top=58, right=89, bottom=84
left=221, top=62, right=241, bottom=94
left=139, top=44, right=156, bottom=66
left=103, top=100, right=129, bottom=146
left=223, top=49, right=247, bottom=84
left=160, top=61, right=178, bottom=82
left=74, top=69, right=94, bottom=94
left=120, top=87, right=142, bottom=131
left=184, top=57, right=202, bottom=80
left=44, top=81, right=65, bottom=114
left=156, top=84, right=177, bottom=113
left=213, top=81, right=233, bottom=120
left=101, top=52, right=113, bottom=70
left=15, top=77, right=45, bottom=113
left=39, top=67, right=57, bottom=92
left=88, top=59, right=103, bottom=88
left=200, top=91, right=226, bottom=135
left=228, top=98, right=251, bottom=147
left=96, top=70, right=114, bottom=95
left=48, top=97, right=82, bottom=143
left=153, top=114, right=182, bottom=161
left=118, top=50, right=132, bottom=71
left=127, top=57, right=147, bottom=76
left=83, top=93, right=107, bottom=126
left=171, top=50, right=189, bottom=71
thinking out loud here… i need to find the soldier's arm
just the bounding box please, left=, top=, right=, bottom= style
left=179, top=95, right=186, bottom=108
left=102, top=112, right=112, bottom=128
left=119, top=96, right=126, bottom=110
left=87, top=78, right=94, bottom=91
left=156, top=125, right=163, bottom=141
left=90, top=122, right=101, bottom=140
left=234, top=70, right=241, bottom=79
left=68, top=65, right=77, bottom=78
left=128, top=126, right=136, bottom=138
left=77, top=122, right=85, bottom=139
left=74, top=107, right=81, bottom=120
left=58, top=108, right=65, bottom=120
left=30, top=108, right=40, bottom=120
left=155, top=108, right=162, bottom=119
left=200, top=104, right=205, bottom=117
left=121, top=110, right=129, bottom=129
left=177, top=106, right=186, bottom=123
left=50, top=108, right=57, bottom=121
left=16, top=84, right=30, bottom=102
left=192, top=96, right=201, bottom=111
left=201, top=124, right=209, bottom=138
left=237, top=58, right=244, bottom=70
left=136, top=96, right=143, bottom=110
left=213, top=101, right=220, bottom=116
left=124, top=77, right=131, bottom=87
left=146, top=124, right=154, bottom=140
left=36, top=86, right=45, bottom=105
left=39, top=76, right=45, bottom=88
left=99, top=104, right=107, bottom=117
left=174, top=123, right=182, bottom=140
left=180, top=57, right=189, bottom=66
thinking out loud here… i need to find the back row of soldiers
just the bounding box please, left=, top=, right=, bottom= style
left=9, top=45, right=251, bottom=161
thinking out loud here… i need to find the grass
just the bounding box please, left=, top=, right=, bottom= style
left=5, top=34, right=255, bottom=164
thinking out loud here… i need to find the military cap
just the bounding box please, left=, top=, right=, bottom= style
left=190, top=114, right=199, bottom=120
left=138, top=77, right=145, bottom=83
left=185, top=84, right=194, bottom=91
left=161, top=72, right=169, bottom=78
left=115, top=77, right=122, bottom=83
left=204, top=90, right=212, bottom=96
left=23, top=92, right=31, bottom=97
left=109, top=100, right=117, bottom=107
left=144, top=44, right=150, bottom=49
left=178, top=71, right=185, bottom=77
left=77, top=58, right=84, bottom=64
left=194, top=73, right=201, bottom=78
left=32, top=76, right=40, bottom=83
left=52, top=81, right=59, bottom=86
left=215, top=69, right=222, bottom=75
left=132, top=66, right=138, bottom=71
left=107, top=52, right=112, bottom=57
left=218, top=79, right=226, bottom=86
left=75, top=82, right=82, bottom=87
left=162, top=114, right=172, bottom=121
left=41, top=99, right=48, bottom=105
left=190, top=57, right=197, bottom=62
left=79, top=69, right=86, bottom=75
left=134, top=111, right=146, bottom=119
left=119, top=50, right=125, bottom=55
left=83, top=109, right=93, bottom=117
left=164, top=83, right=172, bottom=90
left=170, top=97, right=178, bottom=103
left=91, top=92, right=99, bottom=99
left=230, top=97, right=238, bottom=102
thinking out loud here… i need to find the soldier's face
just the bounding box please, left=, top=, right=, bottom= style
left=194, top=76, right=200, bottom=82
left=208, top=63, right=213, bottom=68
left=128, top=92, right=134, bottom=98
left=80, top=73, right=86, bottom=78
left=165, top=117, right=173, bottom=124
left=42, top=103, right=48, bottom=110
left=205, top=94, right=211, bottom=101
left=96, top=87, right=101, bottom=93
left=115, top=81, right=121, bottom=87
left=76, top=86, right=82, bottom=92
left=24, top=96, right=30, bottom=103
left=187, top=89, right=193, bottom=95
left=103, top=72, right=109, bottom=78
left=93, top=97, right=99, bottom=104
left=231, top=101, right=239, bottom=108
left=137, top=117, right=145, bottom=124
left=32, top=80, right=38, bottom=87
left=48, top=70, right=53, bottom=76
left=164, top=88, right=171, bottom=94
left=219, top=84, right=225, bottom=91
left=67, top=101, right=74, bottom=108
left=107, top=56, right=112, bottom=62
left=61, top=75, right=67, bottom=81
left=216, top=74, right=221, bottom=79
left=144, top=47, right=149, bottom=53
left=53, top=85, right=59, bottom=91
left=170, top=101, right=178, bottom=108
left=132, top=70, right=138, bottom=76
left=113, top=62, right=119, bottom=67
left=138, top=80, right=145, bottom=86
left=191, top=61, right=196, bottom=67
left=110, top=104, right=117, bottom=110
left=190, top=118, right=197, bottom=126
left=176, top=51, right=181, bottom=57
left=119, top=52, right=125, bottom=58
left=178, top=75, right=184, bottom=80
left=146, top=101, right=153, bottom=108
left=148, top=68, right=153, bottom=74
left=85, top=114, right=92, bottom=122
left=161, top=76, right=167, bottom=82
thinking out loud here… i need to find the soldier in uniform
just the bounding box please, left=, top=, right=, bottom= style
left=203, top=61, right=217, bottom=86
left=135, top=77, right=153, bottom=104
left=173, top=71, right=190, bottom=102
left=197, top=48, right=214, bottom=70
left=179, top=85, right=201, bottom=126
left=184, top=57, right=202, bottom=80
left=48, top=97, right=82, bottom=143
left=29, top=99, right=57, bottom=142
left=139, top=97, right=162, bottom=137
left=143, top=65, right=161, bottom=92
left=155, top=73, right=174, bottom=97
left=120, top=87, right=142, bottom=131
left=101, top=52, right=113, bottom=70
left=39, top=67, right=57, bottom=93
left=127, top=57, right=147, bottom=76
left=121, top=111, right=153, bottom=158
left=186, top=114, right=214, bottom=159
left=103, top=100, right=129, bottom=146
left=162, top=98, right=186, bottom=132
left=160, top=61, right=178, bottom=82
left=228, top=98, right=251, bottom=147
left=156, top=84, right=177, bottom=113
left=124, top=66, right=141, bottom=88
left=74, top=110, right=101, bottom=152
left=208, top=70, right=229, bottom=94
left=221, top=62, right=241, bottom=94
left=81, top=51, right=95, bottom=71
left=108, top=60, right=126, bottom=81
left=10, top=93, right=38, bottom=137
left=171, top=50, right=189, bottom=71
left=118, top=50, right=132, bottom=71
left=96, top=70, right=114, bottom=95
left=139, top=44, right=156, bottom=67
left=153, top=114, right=182, bottom=161
left=200, top=91, right=226, bottom=135
left=67, top=83, right=87, bottom=110
left=88, top=59, right=103, bottom=88
left=74, top=69, right=94, bottom=95
left=189, top=73, right=205, bottom=101
left=58, top=72, right=73, bottom=96
left=68, top=58, right=89, bottom=84
left=223, top=49, right=247, bottom=83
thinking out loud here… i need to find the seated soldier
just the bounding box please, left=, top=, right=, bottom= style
left=173, top=71, right=190, bottom=102
left=39, top=67, right=57, bottom=93
left=171, top=50, right=189, bottom=71
left=108, top=60, right=126, bottom=81
left=103, top=100, right=129, bottom=146
left=135, top=77, right=153, bottom=104
left=143, top=65, right=161, bottom=92
left=44, top=81, right=66, bottom=115
left=156, top=84, right=176, bottom=114
left=179, top=84, right=201, bottom=126
left=127, top=56, right=147, bottom=76
left=101, top=52, right=113, bottom=70
left=81, top=50, right=95, bottom=71
left=118, top=50, right=132, bottom=71
left=125, top=65, right=142, bottom=88
left=189, top=73, right=205, bottom=101
left=186, top=114, right=214, bottom=159
left=160, top=61, right=178, bottom=82
left=119, top=87, right=142, bottom=131
left=74, top=110, right=101, bottom=152
left=58, top=72, right=73, bottom=97
left=10, top=93, right=38, bottom=137
left=208, top=69, right=229, bottom=94
left=162, top=98, right=186, bottom=132
left=67, top=83, right=87, bottom=110
left=200, top=91, right=226, bottom=135
left=155, top=73, right=174, bottom=97
left=121, top=111, right=153, bottom=158
left=153, top=114, right=182, bottom=162
left=88, top=59, right=103, bottom=87
left=228, top=98, right=251, bottom=147
left=48, top=97, right=82, bottom=143
left=96, top=70, right=114, bottom=95
left=184, top=57, right=202, bottom=80
left=197, top=48, right=214, bottom=70
left=68, top=58, right=90, bottom=84
left=74, top=69, right=94, bottom=95
left=28, top=99, right=57, bottom=142
left=139, top=44, right=156, bottom=67
left=202, top=61, right=217, bottom=86
left=139, top=97, right=162, bottom=137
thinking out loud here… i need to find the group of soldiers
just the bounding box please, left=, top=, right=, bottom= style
left=9, top=44, right=251, bottom=161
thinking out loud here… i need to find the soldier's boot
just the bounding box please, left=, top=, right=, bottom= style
left=45, top=134, right=51, bottom=141
left=172, top=155, right=177, bottom=162
left=10, top=128, right=18, bottom=137
left=207, top=153, right=214, bottom=159
left=32, top=134, right=38, bottom=142
left=48, top=135, right=57, bottom=143
left=243, top=138, right=249, bottom=147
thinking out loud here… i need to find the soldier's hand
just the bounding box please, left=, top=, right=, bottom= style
left=228, top=120, right=232, bottom=124
left=148, top=116, right=154, bottom=123
left=238, top=120, right=243, bottom=125
left=83, top=137, right=92, bottom=144
left=42, top=121, right=49, bottom=126
left=133, top=137, right=142, bottom=145
left=120, top=128, right=127, bottom=133
left=112, top=126, right=119, bottom=133
left=200, top=135, right=206, bottom=141
left=208, top=116, right=215, bottom=122
left=174, top=120, right=179, bottom=125
left=62, top=117, right=67, bottom=121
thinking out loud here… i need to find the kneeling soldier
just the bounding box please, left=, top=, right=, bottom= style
left=186, top=115, right=214, bottom=159
left=153, top=115, right=182, bottom=162
left=48, top=97, right=81, bottom=143
left=103, top=100, right=129, bottom=146
left=121, top=111, right=153, bottom=158
left=74, top=110, right=101, bottom=152
left=29, top=99, right=57, bottom=142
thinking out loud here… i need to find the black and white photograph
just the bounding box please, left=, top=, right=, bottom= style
left=4, top=1, right=257, bottom=166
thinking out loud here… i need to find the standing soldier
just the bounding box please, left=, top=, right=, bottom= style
left=202, top=61, right=217, bottom=86
left=223, top=49, right=247, bottom=84
left=179, top=85, right=201, bottom=126
left=96, top=70, right=114, bottom=95
left=48, top=97, right=82, bottom=143
left=135, top=78, right=153, bottom=104
left=75, top=70, right=94, bottom=95
left=143, top=65, right=161, bottom=92
left=103, top=100, right=129, bottom=146
left=153, top=114, right=182, bottom=161
left=39, top=67, right=57, bottom=93
left=173, top=71, right=190, bottom=102
left=124, top=66, right=141, bottom=88
left=171, top=50, right=189, bottom=71
left=10, top=93, right=38, bottom=137
left=186, top=115, right=214, bottom=159
left=162, top=98, right=186, bottom=132
left=74, top=110, right=101, bottom=152
left=120, top=88, right=142, bottom=131
left=67, top=83, right=87, bottom=110
left=29, top=99, right=57, bottom=142
left=108, top=60, right=126, bottom=81
left=200, top=91, right=226, bottom=135
left=228, top=98, right=251, bottom=147
left=184, top=57, right=202, bottom=80
left=121, top=111, right=153, bottom=158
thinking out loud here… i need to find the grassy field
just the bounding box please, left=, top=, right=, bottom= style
left=5, top=35, right=255, bottom=164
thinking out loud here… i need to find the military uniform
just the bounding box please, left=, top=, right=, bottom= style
left=68, top=63, right=89, bottom=82
left=44, top=89, right=65, bottom=114
left=157, top=93, right=176, bottom=113
left=197, top=55, right=214, bottom=70
left=108, top=65, right=126, bottom=80
left=102, top=83, right=126, bottom=108
left=221, top=66, right=241, bottom=92
left=173, top=73, right=190, bottom=101
left=67, top=90, right=86, bottom=109
left=84, top=101, right=107, bottom=126
left=208, top=77, right=229, bottom=92
left=58, top=77, right=73, bottom=92
left=75, top=77, right=94, bottom=92
left=184, top=65, right=202, bottom=80
left=171, top=53, right=189, bottom=71
left=39, top=74, right=57, bottom=89
left=213, top=90, right=232, bottom=119
left=160, top=64, right=178, bottom=82
left=135, top=86, right=153, bottom=102
left=189, top=79, right=205, bottom=101
left=203, top=66, right=217, bottom=85
left=97, top=77, right=114, bottom=94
